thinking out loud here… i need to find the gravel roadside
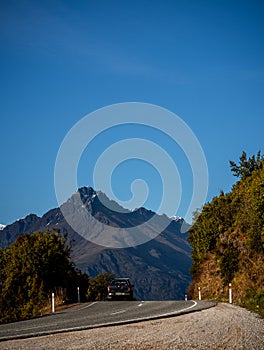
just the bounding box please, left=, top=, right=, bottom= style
left=0, top=303, right=263, bottom=350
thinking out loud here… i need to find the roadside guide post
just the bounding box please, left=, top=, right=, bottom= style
left=198, top=286, right=201, bottom=301
left=52, top=292, right=55, bottom=313
left=77, top=286, right=80, bottom=303
left=229, top=283, right=232, bottom=304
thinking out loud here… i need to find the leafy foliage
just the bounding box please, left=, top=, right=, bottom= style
left=230, top=150, right=263, bottom=179
left=188, top=193, right=235, bottom=276
left=86, top=272, right=115, bottom=301
left=0, top=230, right=89, bottom=324
left=188, top=152, right=264, bottom=316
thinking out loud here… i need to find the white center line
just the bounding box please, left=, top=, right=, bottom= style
left=111, top=309, right=127, bottom=315
left=75, top=302, right=98, bottom=311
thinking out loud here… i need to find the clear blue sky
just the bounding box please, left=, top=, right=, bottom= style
left=1, top=0, right=264, bottom=225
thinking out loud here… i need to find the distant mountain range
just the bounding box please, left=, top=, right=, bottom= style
left=0, top=187, right=192, bottom=300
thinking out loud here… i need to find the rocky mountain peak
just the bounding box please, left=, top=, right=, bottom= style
left=78, top=186, right=96, bottom=198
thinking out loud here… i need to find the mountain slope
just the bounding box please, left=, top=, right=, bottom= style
left=0, top=187, right=192, bottom=300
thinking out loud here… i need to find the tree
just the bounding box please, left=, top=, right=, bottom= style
left=0, top=230, right=89, bottom=323
left=230, top=151, right=263, bottom=179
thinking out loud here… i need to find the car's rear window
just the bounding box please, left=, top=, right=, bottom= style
left=111, top=279, right=129, bottom=286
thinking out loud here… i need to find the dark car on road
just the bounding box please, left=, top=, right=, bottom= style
left=107, top=278, right=134, bottom=300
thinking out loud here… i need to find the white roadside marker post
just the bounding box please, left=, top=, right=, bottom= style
left=52, top=292, right=55, bottom=313
left=77, top=286, right=80, bottom=303
left=229, top=283, right=232, bottom=304
left=198, top=286, right=201, bottom=301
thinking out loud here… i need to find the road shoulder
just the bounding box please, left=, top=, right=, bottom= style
left=1, top=303, right=263, bottom=350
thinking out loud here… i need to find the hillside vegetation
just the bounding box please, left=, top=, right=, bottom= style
left=188, top=151, right=264, bottom=316
left=0, top=230, right=89, bottom=324
left=0, top=228, right=124, bottom=324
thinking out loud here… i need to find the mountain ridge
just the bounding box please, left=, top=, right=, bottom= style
left=0, top=186, right=192, bottom=300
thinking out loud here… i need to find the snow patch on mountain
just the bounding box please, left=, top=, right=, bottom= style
left=170, top=215, right=183, bottom=221
left=0, top=224, right=6, bottom=230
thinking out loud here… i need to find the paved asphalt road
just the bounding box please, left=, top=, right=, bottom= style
left=0, top=300, right=216, bottom=342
